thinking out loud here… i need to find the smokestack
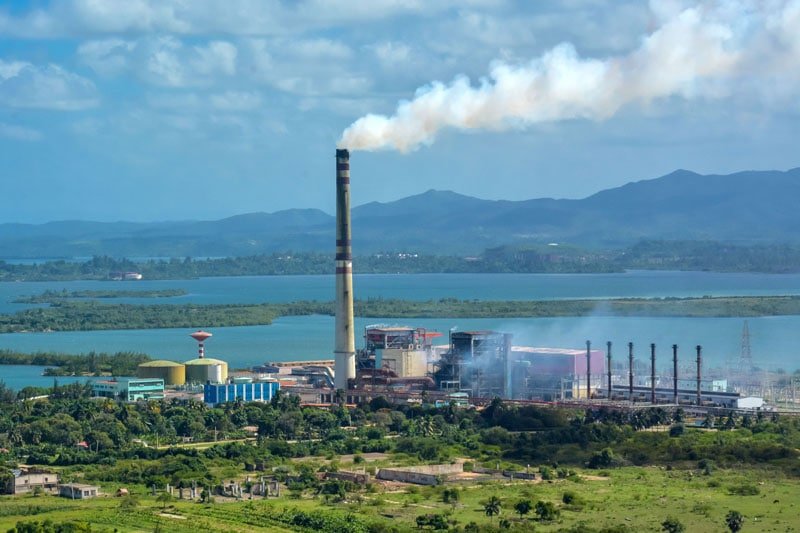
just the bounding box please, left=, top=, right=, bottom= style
left=672, top=344, right=678, bottom=405
left=696, top=345, right=702, bottom=406
left=606, top=341, right=612, bottom=400
left=650, top=343, right=656, bottom=404
left=334, top=149, right=356, bottom=392
left=628, top=342, right=634, bottom=402
left=586, top=340, right=591, bottom=400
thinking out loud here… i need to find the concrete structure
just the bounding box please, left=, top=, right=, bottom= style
left=334, top=148, right=356, bottom=391
left=92, top=378, right=164, bottom=401
left=203, top=380, right=280, bottom=406
left=59, top=483, right=99, bottom=499
left=185, top=357, right=228, bottom=384
left=376, top=464, right=463, bottom=486
left=137, top=360, right=186, bottom=386
left=3, top=469, right=59, bottom=495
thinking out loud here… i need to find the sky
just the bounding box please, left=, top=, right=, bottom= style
left=0, top=0, right=798, bottom=223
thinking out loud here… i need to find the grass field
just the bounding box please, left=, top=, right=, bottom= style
left=1, top=466, right=797, bottom=532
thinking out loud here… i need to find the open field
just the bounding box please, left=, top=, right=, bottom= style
left=2, top=466, right=797, bottom=532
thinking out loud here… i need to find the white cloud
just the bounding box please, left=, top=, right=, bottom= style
left=210, top=91, right=262, bottom=111
left=0, top=60, right=98, bottom=111
left=0, top=122, right=43, bottom=141
left=79, top=37, right=238, bottom=87
left=371, top=41, right=412, bottom=65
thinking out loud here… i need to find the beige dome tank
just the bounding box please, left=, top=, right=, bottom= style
left=137, top=360, right=186, bottom=386
left=184, top=358, right=228, bottom=384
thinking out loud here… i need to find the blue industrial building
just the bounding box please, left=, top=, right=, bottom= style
left=203, top=380, right=280, bottom=406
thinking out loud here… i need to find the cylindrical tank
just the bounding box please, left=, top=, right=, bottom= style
left=137, top=360, right=186, bottom=386
left=184, top=358, right=228, bottom=384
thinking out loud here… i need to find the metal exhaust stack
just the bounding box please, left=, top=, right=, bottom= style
left=695, top=345, right=702, bottom=406
left=606, top=341, right=612, bottom=400
left=334, top=149, right=356, bottom=392
left=628, top=342, right=634, bottom=402
left=586, top=340, right=591, bottom=400
left=672, top=344, right=678, bottom=404
left=650, top=343, right=656, bottom=404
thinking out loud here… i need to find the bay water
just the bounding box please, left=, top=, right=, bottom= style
left=1, top=271, right=800, bottom=389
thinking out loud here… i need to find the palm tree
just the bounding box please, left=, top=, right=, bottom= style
left=484, top=495, right=502, bottom=522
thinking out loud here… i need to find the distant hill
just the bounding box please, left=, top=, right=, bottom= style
left=1, top=167, right=799, bottom=257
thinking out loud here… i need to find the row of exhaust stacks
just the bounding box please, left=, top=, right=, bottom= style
left=586, top=341, right=704, bottom=405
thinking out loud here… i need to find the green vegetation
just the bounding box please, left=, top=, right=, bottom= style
left=0, top=388, right=798, bottom=531
left=4, top=239, right=800, bottom=283
left=0, top=350, right=149, bottom=377
left=14, top=289, right=187, bottom=304
left=4, top=295, right=800, bottom=333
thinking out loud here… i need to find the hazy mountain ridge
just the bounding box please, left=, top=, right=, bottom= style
left=2, top=167, right=799, bottom=257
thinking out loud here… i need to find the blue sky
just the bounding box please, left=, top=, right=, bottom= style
left=0, top=0, right=798, bottom=223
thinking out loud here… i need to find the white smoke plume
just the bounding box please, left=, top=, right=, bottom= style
left=339, top=0, right=800, bottom=152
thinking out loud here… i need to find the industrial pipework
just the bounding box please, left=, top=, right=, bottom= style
left=334, top=148, right=356, bottom=391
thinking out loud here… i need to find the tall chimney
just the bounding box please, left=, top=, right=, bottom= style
left=672, top=344, right=678, bottom=404
left=586, top=340, right=591, bottom=400
left=334, top=149, right=356, bottom=391
left=628, top=342, right=634, bottom=402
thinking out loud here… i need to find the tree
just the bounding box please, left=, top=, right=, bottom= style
left=483, top=495, right=502, bottom=522
left=535, top=500, right=560, bottom=522
left=157, top=492, right=173, bottom=509
left=661, top=516, right=685, bottom=533
left=514, top=499, right=532, bottom=518
left=442, top=488, right=460, bottom=509
left=725, top=510, right=744, bottom=532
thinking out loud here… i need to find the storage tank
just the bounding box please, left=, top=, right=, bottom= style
left=137, top=360, right=186, bottom=386
left=184, top=357, right=228, bottom=384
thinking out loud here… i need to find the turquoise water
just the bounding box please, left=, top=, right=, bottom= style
left=0, top=365, right=106, bottom=390
left=2, top=271, right=800, bottom=389
left=4, top=271, right=800, bottom=313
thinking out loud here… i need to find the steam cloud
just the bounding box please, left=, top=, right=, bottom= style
left=339, top=1, right=800, bottom=152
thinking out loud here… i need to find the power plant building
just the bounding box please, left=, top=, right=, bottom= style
left=434, top=331, right=513, bottom=398
left=358, top=326, right=440, bottom=378
left=204, top=379, right=280, bottom=406
left=137, top=360, right=186, bottom=386
left=511, top=347, right=606, bottom=400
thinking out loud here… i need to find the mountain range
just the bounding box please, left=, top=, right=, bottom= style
left=2, top=167, right=799, bottom=258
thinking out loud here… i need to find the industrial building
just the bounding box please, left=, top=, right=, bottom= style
left=137, top=360, right=186, bottom=386
left=91, top=378, right=165, bottom=402
left=357, top=325, right=440, bottom=378
left=510, top=347, right=606, bottom=400
left=609, top=385, right=763, bottom=409
left=203, top=378, right=280, bottom=406
left=434, top=331, right=513, bottom=397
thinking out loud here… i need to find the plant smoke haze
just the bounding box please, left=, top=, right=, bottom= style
left=338, top=1, right=800, bottom=152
